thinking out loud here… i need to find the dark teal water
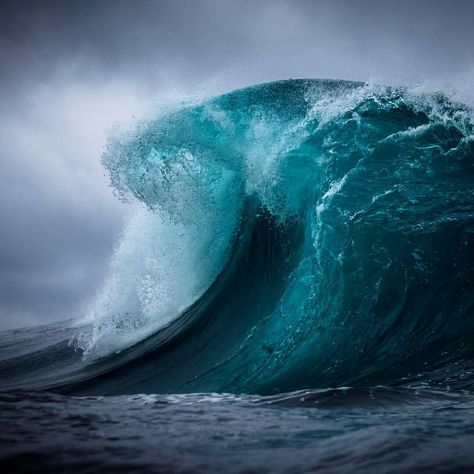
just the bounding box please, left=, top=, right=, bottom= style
left=0, top=79, right=473, bottom=472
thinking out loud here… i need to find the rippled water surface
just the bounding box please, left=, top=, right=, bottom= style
left=1, top=389, right=474, bottom=473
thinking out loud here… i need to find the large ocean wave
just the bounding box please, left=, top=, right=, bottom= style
left=1, top=79, right=473, bottom=396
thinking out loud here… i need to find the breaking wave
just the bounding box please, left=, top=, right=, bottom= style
left=1, top=79, right=473, bottom=396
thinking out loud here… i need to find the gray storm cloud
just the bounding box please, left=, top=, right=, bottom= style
left=0, top=0, right=473, bottom=329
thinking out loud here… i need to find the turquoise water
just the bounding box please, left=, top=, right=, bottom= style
left=85, top=78, right=474, bottom=394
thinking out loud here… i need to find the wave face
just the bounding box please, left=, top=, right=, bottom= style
left=1, top=79, right=474, bottom=395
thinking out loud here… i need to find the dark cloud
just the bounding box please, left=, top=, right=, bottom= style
left=0, top=0, right=473, bottom=329
left=2, top=0, right=474, bottom=95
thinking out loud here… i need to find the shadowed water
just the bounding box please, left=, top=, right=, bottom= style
left=1, top=389, right=474, bottom=473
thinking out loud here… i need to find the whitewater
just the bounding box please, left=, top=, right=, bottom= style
left=1, top=79, right=473, bottom=473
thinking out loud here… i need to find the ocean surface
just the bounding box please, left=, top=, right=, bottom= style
left=1, top=79, right=473, bottom=473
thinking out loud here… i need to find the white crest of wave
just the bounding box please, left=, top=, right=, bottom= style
left=75, top=202, right=234, bottom=359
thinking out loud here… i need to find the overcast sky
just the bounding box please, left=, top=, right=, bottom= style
left=1, top=0, right=473, bottom=330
